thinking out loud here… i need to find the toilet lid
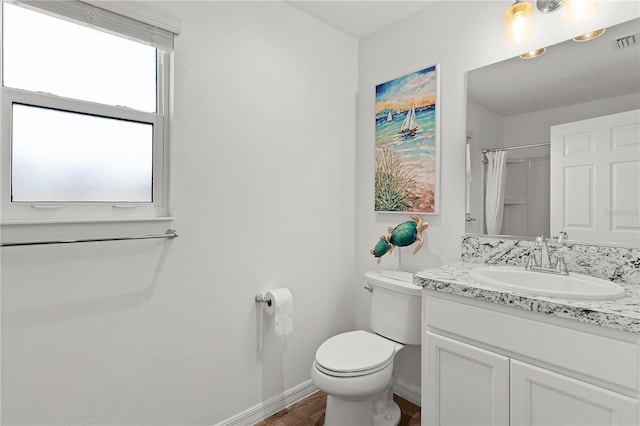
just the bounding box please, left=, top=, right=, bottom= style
left=314, top=331, right=395, bottom=375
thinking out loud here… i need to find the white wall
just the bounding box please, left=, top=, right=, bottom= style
left=3, top=0, right=639, bottom=423
left=503, top=92, right=640, bottom=153
left=1, top=1, right=357, bottom=424
left=466, top=99, right=505, bottom=234
left=356, top=0, right=640, bottom=397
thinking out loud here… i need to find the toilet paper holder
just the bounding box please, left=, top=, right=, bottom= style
left=255, top=293, right=272, bottom=307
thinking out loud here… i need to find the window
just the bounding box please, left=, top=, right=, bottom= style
left=12, top=104, right=154, bottom=203
left=1, top=0, right=176, bottom=222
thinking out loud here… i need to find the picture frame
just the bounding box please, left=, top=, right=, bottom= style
left=374, top=64, right=440, bottom=214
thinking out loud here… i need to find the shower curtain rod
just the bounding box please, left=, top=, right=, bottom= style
left=481, top=142, right=550, bottom=154
left=0, top=229, right=178, bottom=247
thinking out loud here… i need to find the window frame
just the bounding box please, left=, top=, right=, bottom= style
left=0, top=1, right=172, bottom=224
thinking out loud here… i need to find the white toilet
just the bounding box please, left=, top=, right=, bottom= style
left=311, top=270, right=421, bottom=426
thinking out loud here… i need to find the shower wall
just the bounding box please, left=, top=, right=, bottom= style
left=502, top=156, right=550, bottom=237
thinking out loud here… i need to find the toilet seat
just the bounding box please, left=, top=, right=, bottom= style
left=314, top=331, right=396, bottom=378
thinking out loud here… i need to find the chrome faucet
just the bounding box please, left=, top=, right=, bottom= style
left=525, top=232, right=569, bottom=275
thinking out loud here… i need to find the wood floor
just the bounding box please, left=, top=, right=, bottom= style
left=254, top=391, right=421, bottom=426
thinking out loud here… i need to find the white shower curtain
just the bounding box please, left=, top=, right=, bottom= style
left=485, top=150, right=507, bottom=235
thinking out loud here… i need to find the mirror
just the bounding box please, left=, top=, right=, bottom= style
left=466, top=18, right=640, bottom=245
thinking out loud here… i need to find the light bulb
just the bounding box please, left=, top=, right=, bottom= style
left=563, top=0, right=598, bottom=24
left=505, top=1, right=534, bottom=44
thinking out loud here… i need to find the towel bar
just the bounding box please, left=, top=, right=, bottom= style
left=0, top=229, right=178, bottom=247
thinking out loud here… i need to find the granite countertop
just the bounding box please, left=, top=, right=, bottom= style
left=415, top=261, right=640, bottom=334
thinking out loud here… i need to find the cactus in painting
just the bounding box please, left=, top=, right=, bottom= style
left=374, top=147, right=420, bottom=212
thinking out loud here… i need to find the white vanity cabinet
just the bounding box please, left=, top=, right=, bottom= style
left=510, top=359, right=638, bottom=425
left=425, top=331, right=509, bottom=425
left=422, top=290, right=640, bottom=426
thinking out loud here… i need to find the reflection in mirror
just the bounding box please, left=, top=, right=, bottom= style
left=466, top=18, right=640, bottom=246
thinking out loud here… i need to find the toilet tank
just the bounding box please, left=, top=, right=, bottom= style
left=364, top=270, right=422, bottom=345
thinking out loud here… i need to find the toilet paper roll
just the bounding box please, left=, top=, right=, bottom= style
left=265, top=288, right=293, bottom=336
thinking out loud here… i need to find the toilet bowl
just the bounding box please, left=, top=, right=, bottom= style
left=311, top=271, right=421, bottom=426
left=311, top=330, right=404, bottom=426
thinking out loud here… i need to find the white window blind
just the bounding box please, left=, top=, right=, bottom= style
left=13, top=0, right=175, bottom=51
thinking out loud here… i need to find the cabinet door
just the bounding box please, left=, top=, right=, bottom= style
left=425, top=332, right=509, bottom=426
left=511, top=359, right=639, bottom=426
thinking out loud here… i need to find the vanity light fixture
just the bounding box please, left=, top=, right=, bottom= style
left=519, top=47, right=547, bottom=59
left=536, top=0, right=563, bottom=13
left=507, top=0, right=600, bottom=45
left=573, top=28, right=605, bottom=42
left=505, top=0, right=534, bottom=44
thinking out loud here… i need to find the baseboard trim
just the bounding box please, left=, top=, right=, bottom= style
left=216, top=380, right=318, bottom=426
left=393, top=379, right=421, bottom=407
left=217, top=378, right=419, bottom=425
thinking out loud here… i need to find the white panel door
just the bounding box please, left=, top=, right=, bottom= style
left=550, top=109, right=640, bottom=245
left=425, top=332, right=509, bottom=426
left=511, top=359, right=639, bottom=426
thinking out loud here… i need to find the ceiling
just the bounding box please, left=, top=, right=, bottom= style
left=284, top=2, right=639, bottom=116
left=467, top=18, right=640, bottom=116
left=285, top=1, right=434, bottom=39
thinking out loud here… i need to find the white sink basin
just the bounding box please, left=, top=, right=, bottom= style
left=468, top=266, right=626, bottom=299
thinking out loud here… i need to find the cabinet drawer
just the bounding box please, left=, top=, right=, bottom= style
left=425, top=296, right=639, bottom=392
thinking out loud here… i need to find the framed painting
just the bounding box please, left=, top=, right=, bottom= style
left=375, top=64, right=440, bottom=214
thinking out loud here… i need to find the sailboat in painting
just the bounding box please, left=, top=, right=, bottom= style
left=398, top=105, right=418, bottom=135
left=387, top=111, right=393, bottom=122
